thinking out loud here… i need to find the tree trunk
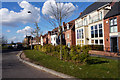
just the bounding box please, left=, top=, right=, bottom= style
left=60, top=34, right=62, bottom=60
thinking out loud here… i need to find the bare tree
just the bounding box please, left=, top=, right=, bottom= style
left=0, top=36, right=7, bottom=45
left=42, top=0, right=76, bottom=60
left=31, top=22, right=43, bottom=45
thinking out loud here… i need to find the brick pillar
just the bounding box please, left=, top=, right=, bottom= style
left=104, top=19, right=110, bottom=51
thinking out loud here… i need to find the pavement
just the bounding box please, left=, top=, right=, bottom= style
left=90, top=54, right=120, bottom=60
left=2, top=49, right=62, bottom=79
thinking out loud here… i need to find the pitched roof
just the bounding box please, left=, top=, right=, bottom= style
left=77, top=2, right=109, bottom=19
left=104, top=1, right=120, bottom=19
left=63, top=19, right=76, bottom=31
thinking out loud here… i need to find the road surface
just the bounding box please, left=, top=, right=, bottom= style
left=2, top=49, right=61, bottom=79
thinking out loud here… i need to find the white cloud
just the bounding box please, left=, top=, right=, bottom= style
left=6, top=30, right=11, bottom=32
left=42, top=0, right=76, bottom=19
left=16, top=26, right=33, bottom=36
left=0, top=1, right=40, bottom=27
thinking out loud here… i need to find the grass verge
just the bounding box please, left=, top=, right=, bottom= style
left=24, top=50, right=119, bottom=79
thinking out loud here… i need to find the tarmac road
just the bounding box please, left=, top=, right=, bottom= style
left=2, top=49, right=61, bottom=80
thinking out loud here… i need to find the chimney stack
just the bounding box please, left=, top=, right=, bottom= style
left=110, top=0, right=117, bottom=7
left=80, top=12, right=82, bottom=15
left=63, top=22, right=65, bottom=27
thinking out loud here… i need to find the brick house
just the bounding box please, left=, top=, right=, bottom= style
left=43, top=33, right=48, bottom=45
left=104, top=1, right=120, bottom=53
left=48, top=31, right=51, bottom=44
left=31, top=37, right=41, bottom=45
left=63, top=20, right=76, bottom=47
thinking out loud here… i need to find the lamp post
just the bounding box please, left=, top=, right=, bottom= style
left=27, top=11, right=33, bottom=50
left=30, top=36, right=32, bottom=50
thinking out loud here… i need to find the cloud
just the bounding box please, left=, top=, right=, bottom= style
left=42, top=0, right=76, bottom=19
left=16, top=26, right=33, bottom=36
left=0, top=1, right=40, bottom=27
left=6, top=30, right=11, bottom=32
left=9, top=36, right=17, bottom=41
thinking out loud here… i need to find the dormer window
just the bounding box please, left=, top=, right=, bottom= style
left=67, top=23, right=69, bottom=29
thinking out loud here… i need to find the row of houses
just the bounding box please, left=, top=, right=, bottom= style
left=30, top=1, right=120, bottom=53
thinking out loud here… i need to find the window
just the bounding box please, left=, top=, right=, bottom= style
left=95, top=40, right=98, bottom=44
left=62, top=26, right=64, bottom=31
left=77, top=40, right=84, bottom=45
left=95, top=25, right=98, bottom=37
left=63, top=35, right=64, bottom=39
left=91, top=39, right=103, bottom=45
left=83, top=18, right=87, bottom=25
left=91, top=26, right=94, bottom=38
left=89, top=15, right=91, bottom=22
left=91, top=24, right=103, bottom=38
left=77, top=29, right=84, bottom=39
left=91, top=31, right=94, bottom=38
left=77, top=30, right=79, bottom=39
left=100, top=39, right=103, bottom=44
left=110, top=18, right=117, bottom=33
left=99, top=24, right=103, bottom=37
left=67, top=43, right=70, bottom=47
left=67, top=34, right=69, bottom=38
left=67, top=23, right=69, bottom=29
left=91, top=40, right=94, bottom=44
left=99, top=11, right=102, bottom=20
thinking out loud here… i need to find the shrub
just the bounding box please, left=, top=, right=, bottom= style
left=70, top=45, right=78, bottom=61
left=55, top=45, right=60, bottom=52
left=38, top=45, right=42, bottom=51
left=87, top=45, right=103, bottom=51
left=34, top=45, right=37, bottom=50
left=52, top=51, right=59, bottom=57
left=76, top=45, right=81, bottom=53
left=62, top=45, right=70, bottom=60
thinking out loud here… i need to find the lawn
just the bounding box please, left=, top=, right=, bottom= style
left=23, top=50, right=119, bottom=79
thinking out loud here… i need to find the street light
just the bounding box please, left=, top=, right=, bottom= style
left=27, top=11, right=33, bottom=50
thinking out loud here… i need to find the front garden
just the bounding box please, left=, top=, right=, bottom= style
left=23, top=44, right=119, bottom=79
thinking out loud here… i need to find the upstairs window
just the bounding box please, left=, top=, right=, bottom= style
left=77, top=29, right=84, bottom=39
left=99, top=11, right=102, bottom=20
left=62, top=26, right=64, bottom=31
left=83, top=18, right=87, bottom=26
left=110, top=18, right=117, bottom=33
left=67, top=34, right=69, bottom=39
left=67, top=23, right=69, bottom=29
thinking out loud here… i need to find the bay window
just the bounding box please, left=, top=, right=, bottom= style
left=91, top=24, right=103, bottom=38
left=77, top=29, right=84, bottom=39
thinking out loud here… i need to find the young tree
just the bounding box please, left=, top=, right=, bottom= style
left=42, top=0, right=76, bottom=59
left=31, top=22, right=43, bottom=45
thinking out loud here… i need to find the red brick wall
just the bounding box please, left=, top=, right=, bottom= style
left=71, top=30, right=76, bottom=45
left=117, top=15, right=120, bottom=32
left=104, top=15, right=120, bottom=52
left=65, top=30, right=72, bottom=46
left=48, top=33, right=51, bottom=44
left=104, top=19, right=110, bottom=51
left=118, top=37, right=120, bottom=53
left=65, top=29, right=76, bottom=46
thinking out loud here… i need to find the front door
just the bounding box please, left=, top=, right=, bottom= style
left=111, top=37, right=117, bottom=52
